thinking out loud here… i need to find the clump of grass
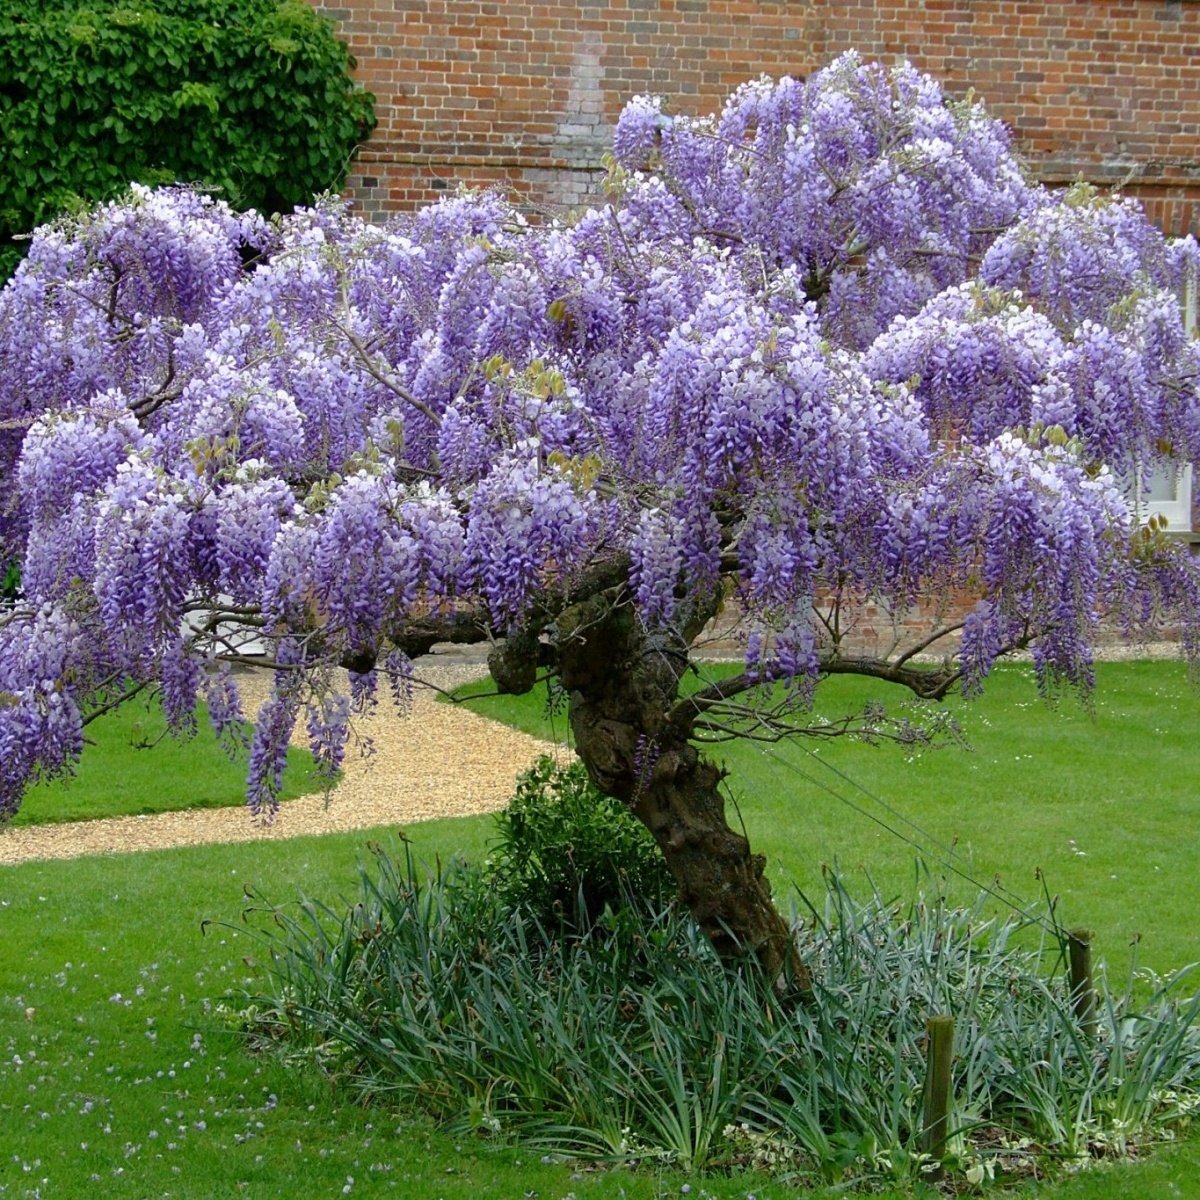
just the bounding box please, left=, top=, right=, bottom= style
left=231, top=842, right=1200, bottom=1189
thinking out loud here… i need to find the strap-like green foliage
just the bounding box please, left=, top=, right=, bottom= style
left=0, top=0, right=376, bottom=277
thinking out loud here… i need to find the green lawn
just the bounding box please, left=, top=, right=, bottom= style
left=3, top=657, right=1200, bottom=1198
left=453, top=658, right=1200, bottom=982
left=8, top=823, right=1200, bottom=1200
left=12, top=698, right=320, bottom=826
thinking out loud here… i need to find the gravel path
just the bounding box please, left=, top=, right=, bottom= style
left=0, top=659, right=567, bottom=866
left=0, top=640, right=1184, bottom=868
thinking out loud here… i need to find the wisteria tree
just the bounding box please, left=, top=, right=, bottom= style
left=2, top=54, right=1199, bottom=983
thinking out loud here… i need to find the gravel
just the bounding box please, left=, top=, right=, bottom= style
left=0, top=658, right=566, bottom=866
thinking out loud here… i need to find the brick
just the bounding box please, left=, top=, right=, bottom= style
left=311, top=0, right=1200, bottom=235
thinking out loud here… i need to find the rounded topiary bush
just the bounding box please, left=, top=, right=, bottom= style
left=0, top=0, right=375, bottom=277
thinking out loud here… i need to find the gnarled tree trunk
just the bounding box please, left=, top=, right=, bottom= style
left=551, top=594, right=808, bottom=991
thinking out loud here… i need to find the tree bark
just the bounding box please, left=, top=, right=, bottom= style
left=552, top=593, right=809, bottom=992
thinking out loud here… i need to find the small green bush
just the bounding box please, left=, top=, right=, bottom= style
left=485, top=754, right=676, bottom=928
left=0, top=0, right=375, bottom=277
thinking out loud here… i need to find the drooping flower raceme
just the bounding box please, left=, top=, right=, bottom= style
left=0, top=58, right=1198, bottom=820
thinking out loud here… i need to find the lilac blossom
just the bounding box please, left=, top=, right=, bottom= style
left=0, top=606, right=84, bottom=815
left=245, top=637, right=306, bottom=819
left=380, top=649, right=414, bottom=716
left=204, top=664, right=248, bottom=758
left=305, top=689, right=352, bottom=786
left=160, top=638, right=205, bottom=736
left=214, top=477, right=299, bottom=605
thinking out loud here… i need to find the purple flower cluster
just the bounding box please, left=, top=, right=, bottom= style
left=0, top=606, right=84, bottom=815
left=381, top=649, right=415, bottom=716
left=90, top=458, right=196, bottom=658
left=246, top=688, right=299, bottom=820
left=245, top=638, right=306, bottom=819
left=465, top=446, right=597, bottom=623
left=203, top=663, right=248, bottom=758
left=214, top=477, right=299, bottom=605
left=612, top=94, right=670, bottom=169
left=1, top=57, right=1200, bottom=818
left=614, top=54, right=1032, bottom=346
left=305, top=688, right=352, bottom=786
left=864, top=284, right=1067, bottom=442
left=160, top=638, right=205, bottom=737
left=980, top=193, right=1180, bottom=328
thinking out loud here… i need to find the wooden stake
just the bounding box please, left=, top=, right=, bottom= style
left=921, top=1014, right=955, bottom=1168
left=1067, top=927, right=1097, bottom=1039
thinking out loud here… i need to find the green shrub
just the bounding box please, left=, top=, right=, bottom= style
left=0, top=559, right=18, bottom=602
left=484, top=754, right=676, bottom=928
left=235, top=849, right=1200, bottom=1185
left=0, top=0, right=375, bottom=277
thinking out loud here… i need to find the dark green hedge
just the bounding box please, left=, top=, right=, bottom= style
left=0, top=0, right=376, bottom=276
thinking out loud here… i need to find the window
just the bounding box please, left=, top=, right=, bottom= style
left=1133, top=460, right=1193, bottom=531
left=1126, top=249, right=1196, bottom=533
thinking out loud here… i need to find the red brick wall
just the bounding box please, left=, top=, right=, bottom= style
left=820, top=1, right=1200, bottom=236
left=313, top=1, right=1200, bottom=232
left=315, top=1, right=822, bottom=214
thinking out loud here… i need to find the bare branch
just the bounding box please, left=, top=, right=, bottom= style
left=892, top=619, right=967, bottom=669
left=181, top=599, right=264, bottom=618
left=211, top=653, right=298, bottom=671
left=55, top=279, right=136, bottom=330
left=80, top=678, right=151, bottom=726
left=666, top=669, right=761, bottom=734
left=692, top=709, right=954, bottom=747
left=193, top=609, right=268, bottom=631
left=334, top=320, right=443, bottom=428
left=129, top=340, right=182, bottom=420
left=104, top=264, right=122, bottom=325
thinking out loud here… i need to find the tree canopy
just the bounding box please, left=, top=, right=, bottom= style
left=2, top=54, right=1199, bottom=978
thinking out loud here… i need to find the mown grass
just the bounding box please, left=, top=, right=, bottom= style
left=0, top=826, right=806, bottom=1200
left=2, top=657, right=1200, bottom=1197
left=12, top=697, right=319, bottom=826
left=8, top=824, right=1200, bottom=1200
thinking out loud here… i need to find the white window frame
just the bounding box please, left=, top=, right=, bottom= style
left=1132, top=461, right=1193, bottom=531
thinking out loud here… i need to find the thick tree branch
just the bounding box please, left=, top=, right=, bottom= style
left=818, top=653, right=961, bottom=700
left=129, top=341, right=184, bottom=420
left=666, top=651, right=963, bottom=738
left=384, top=609, right=495, bottom=662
